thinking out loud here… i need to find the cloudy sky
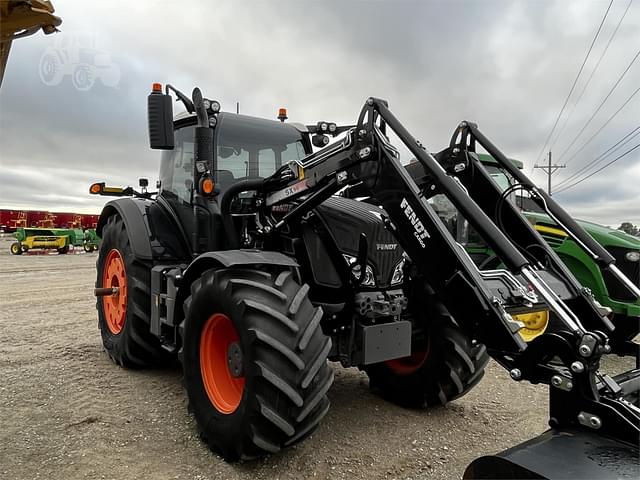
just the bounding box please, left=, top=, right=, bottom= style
left=1, top=0, right=638, bottom=226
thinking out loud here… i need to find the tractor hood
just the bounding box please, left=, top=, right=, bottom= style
left=525, top=212, right=640, bottom=250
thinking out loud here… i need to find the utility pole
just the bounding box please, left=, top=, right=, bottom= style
left=534, top=151, right=565, bottom=195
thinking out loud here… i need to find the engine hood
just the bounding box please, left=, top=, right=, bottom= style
left=314, top=196, right=404, bottom=288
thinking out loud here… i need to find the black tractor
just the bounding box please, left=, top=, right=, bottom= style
left=91, top=84, right=639, bottom=477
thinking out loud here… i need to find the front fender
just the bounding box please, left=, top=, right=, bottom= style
left=97, top=197, right=189, bottom=262
left=175, top=250, right=299, bottom=324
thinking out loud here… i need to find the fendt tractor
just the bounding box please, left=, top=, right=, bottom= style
left=90, top=84, right=640, bottom=478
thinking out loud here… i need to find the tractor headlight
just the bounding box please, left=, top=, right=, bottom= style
left=391, top=258, right=405, bottom=285
left=343, top=254, right=376, bottom=287
left=625, top=251, right=640, bottom=262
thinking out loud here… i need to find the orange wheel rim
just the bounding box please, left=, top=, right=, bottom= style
left=200, top=313, right=245, bottom=414
left=102, top=249, right=128, bottom=335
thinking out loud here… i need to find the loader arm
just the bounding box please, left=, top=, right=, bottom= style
left=249, top=97, right=640, bottom=458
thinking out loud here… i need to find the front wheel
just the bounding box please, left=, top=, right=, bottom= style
left=364, top=308, right=489, bottom=407
left=181, top=267, right=333, bottom=461
left=10, top=242, right=22, bottom=255
left=96, top=214, right=169, bottom=367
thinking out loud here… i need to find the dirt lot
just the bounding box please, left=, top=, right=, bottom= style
left=0, top=236, right=634, bottom=480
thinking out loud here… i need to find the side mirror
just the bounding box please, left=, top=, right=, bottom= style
left=148, top=83, right=174, bottom=150
left=139, top=178, right=149, bottom=188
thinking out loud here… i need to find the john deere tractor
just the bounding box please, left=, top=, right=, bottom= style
left=91, top=84, right=639, bottom=477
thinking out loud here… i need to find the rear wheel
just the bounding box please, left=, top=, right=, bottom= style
left=57, top=245, right=69, bottom=254
left=364, top=306, right=489, bottom=407
left=10, top=242, right=22, bottom=255
left=96, top=214, right=169, bottom=367
left=181, top=267, right=333, bottom=461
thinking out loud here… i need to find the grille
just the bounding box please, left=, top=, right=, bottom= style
left=538, top=232, right=566, bottom=249
left=603, top=247, right=640, bottom=302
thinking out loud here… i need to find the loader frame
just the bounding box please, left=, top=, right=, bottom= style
left=234, top=97, right=640, bottom=449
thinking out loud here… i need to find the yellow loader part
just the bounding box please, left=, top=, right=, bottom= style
left=0, top=1, right=62, bottom=87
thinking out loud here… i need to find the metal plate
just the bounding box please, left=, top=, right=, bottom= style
left=362, top=320, right=411, bottom=365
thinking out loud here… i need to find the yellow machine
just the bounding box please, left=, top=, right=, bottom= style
left=0, top=0, right=62, bottom=87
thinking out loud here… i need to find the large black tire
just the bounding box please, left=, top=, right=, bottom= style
left=10, top=242, right=22, bottom=255
left=57, top=245, right=69, bottom=254
left=96, top=214, right=169, bottom=368
left=364, top=304, right=489, bottom=407
left=181, top=267, right=333, bottom=461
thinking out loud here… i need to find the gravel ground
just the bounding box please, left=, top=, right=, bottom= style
left=0, top=236, right=635, bottom=479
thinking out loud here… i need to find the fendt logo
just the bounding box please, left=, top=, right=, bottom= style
left=400, top=198, right=430, bottom=248
left=376, top=243, right=398, bottom=251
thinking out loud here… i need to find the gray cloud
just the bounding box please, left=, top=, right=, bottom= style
left=0, top=0, right=638, bottom=226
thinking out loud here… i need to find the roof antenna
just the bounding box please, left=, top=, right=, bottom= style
left=236, top=102, right=240, bottom=114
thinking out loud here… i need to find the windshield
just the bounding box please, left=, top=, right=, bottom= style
left=159, top=114, right=308, bottom=202
left=215, top=114, right=308, bottom=188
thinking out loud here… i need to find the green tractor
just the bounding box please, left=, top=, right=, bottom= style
left=415, top=153, right=639, bottom=356
left=469, top=154, right=639, bottom=355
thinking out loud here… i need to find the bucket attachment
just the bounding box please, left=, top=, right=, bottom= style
left=464, top=428, right=639, bottom=479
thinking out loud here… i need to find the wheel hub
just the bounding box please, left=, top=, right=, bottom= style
left=227, top=342, right=243, bottom=378
left=102, top=248, right=128, bottom=335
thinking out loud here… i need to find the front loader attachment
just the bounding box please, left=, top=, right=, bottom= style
left=464, top=428, right=639, bottom=479
left=256, top=96, right=640, bottom=477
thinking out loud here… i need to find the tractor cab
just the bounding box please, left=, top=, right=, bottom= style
left=147, top=84, right=313, bottom=255
left=160, top=111, right=311, bottom=202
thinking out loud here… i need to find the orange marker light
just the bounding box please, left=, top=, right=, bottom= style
left=278, top=108, right=288, bottom=122
left=201, top=177, right=215, bottom=195
left=89, top=183, right=103, bottom=194
left=152, top=82, right=162, bottom=93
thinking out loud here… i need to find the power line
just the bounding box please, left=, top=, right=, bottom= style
left=547, top=0, right=634, bottom=154
left=532, top=0, right=613, bottom=168
left=555, top=126, right=640, bottom=187
left=555, top=48, right=640, bottom=164
left=556, top=85, right=640, bottom=167
left=555, top=142, right=640, bottom=193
